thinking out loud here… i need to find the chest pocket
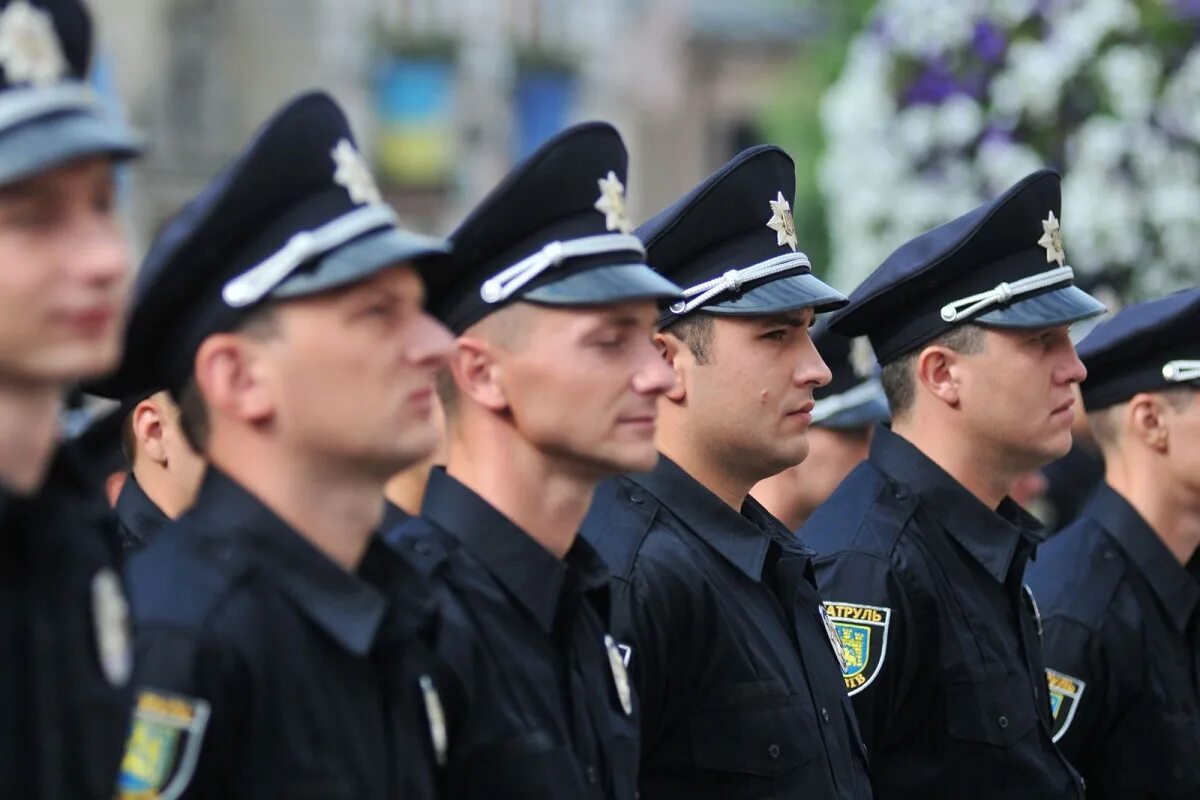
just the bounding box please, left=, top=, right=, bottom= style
left=1117, top=706, right=1200, bottom=796
left=944, top=672, right=1038, bottom=747
left=689, top=680, right=819, bottom=777
left=455, top=730, right=585, bottom=799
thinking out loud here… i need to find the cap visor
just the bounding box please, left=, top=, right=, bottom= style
left=0, top=111, right=142, bottom=185
left=522, top=263, right=684, bottom=306
left=814, top=391, right=891, bottom=430
left=976, top=284, right=1108, bottom=329
left=271, top=227, right=451, bottom=300
left=704, top=271, right=849, bottom=316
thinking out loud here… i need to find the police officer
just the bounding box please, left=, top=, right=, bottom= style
left=0, top=0, right=143, bottom=795
left=802, top=169, right=1104, bottom=799
left=82, top=388, right=206, bottom=548
left=753, top=322, right=890, bottom=531
left=111, top=92, right=458, bottom=799
left=388, top=122, right=680, bottom=799
left=1026, top=288, right=1200, bottom=799
left=581, top=145, right=873, bottom=799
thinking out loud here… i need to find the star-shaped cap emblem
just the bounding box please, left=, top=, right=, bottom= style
left=331, top=138, right=383, bottom=206
left=1038, top=211, right=1066, bottom=267
left=0, top=0, right=67, bottom=87
left=766, top=191, right=798, bottom=252
left=594, top=171, right=632, bottom=234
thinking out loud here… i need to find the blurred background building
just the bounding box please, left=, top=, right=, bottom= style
left=95, top=0, right=820, bottom=251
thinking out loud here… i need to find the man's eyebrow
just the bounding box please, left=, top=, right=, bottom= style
left=756, top=311, right=812, bottom=328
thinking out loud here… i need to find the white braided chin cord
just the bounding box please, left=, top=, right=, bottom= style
left=668, top=251, right=812, bottom=315
left=222, top=204, right=399, bottom=307
left=480, top=234, right=646, bottom=304
left=1163, top=361, right=1200, bottom=382
left=939, top=266, right=1075, bottom=323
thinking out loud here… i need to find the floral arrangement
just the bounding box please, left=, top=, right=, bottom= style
left=819, top=0, right=1200, bottom=296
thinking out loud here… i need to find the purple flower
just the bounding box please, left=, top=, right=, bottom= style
left=972, top=21, right=1007, bottom=63
left=1169, top=0, right=1200, bottom=21
left=904, top=60, right=959, bottom=106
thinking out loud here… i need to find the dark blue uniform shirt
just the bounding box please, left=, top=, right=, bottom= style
left=0, top=445, right=131, bottom=798
left=1027, top=483, right=1200, bottom=799
left=387, top=467, right=640, bottom=800
left=802, top=425, right=1083, bottom=800
left=582, top=454, right=872, bottom=800
left=121, top=469, right=452, bottom=799
left=114, top=475, right=172, bottom=550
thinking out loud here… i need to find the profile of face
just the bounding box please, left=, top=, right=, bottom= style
left=1149, top=389, right=1200, bottom=499
left=201, top=265, right=453, bottom=479
left=0, top=157, right=130, bottom=383
left=952, top=325, right=1085, bottom=471
left=462, top=301, right=673, bottom=478
left=666, top=310, right=832, bottom=482
left=130, top=390, right=207, bottom=518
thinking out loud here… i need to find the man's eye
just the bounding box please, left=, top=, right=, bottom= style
left=762, top=330, right=787, bottom=342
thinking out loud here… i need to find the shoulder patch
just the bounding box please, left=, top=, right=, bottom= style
left=117, top=689, right=211, bottom=800
left=1045, top=668, right=1086, bottom=742
left=824, top=601, right=892, bottom=695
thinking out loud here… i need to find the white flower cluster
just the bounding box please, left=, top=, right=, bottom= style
left=819, top=0, right=1200, bottom=295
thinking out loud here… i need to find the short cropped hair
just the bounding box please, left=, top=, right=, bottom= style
left=662, top=313, right=714, bottom=365
left=174, top=304, right=280, bottom=453
left=880, top=324, right=986, bottom=419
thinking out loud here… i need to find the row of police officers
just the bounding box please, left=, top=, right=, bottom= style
left=1, top=1, right=1197, bottom=798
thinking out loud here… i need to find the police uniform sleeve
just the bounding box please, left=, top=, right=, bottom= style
left=1037, top=613, right=1124, bottom=768
left=611, top=550, right=697, bottom=754
left=812, top=550, right=923, bottom=755
left=116, top=626, right=252, bottom=800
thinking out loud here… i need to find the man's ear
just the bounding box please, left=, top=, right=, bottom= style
left=131, top=399, right=168, bottom=466
left=914, top=345, right=963, bottom=409
left=1128, top=393, right=1169, bottom=453
left=448, top=336, right=509, bottom=413
left=653, top=331, right=689, bottom=403
left=193, top=333, right=276, bottom=428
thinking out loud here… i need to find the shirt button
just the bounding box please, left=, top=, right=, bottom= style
left=893, top=486, right=909, bottom=501
left=585, top=765, right=598, bottom=783
left=998, top=715, right=1009, bottom=729
left=767, top=744, right=781, bottom=759
left=629, top=492, right=644, bottom=505
left=820, top=707, right=831, bottom=722
left=414, top=542, right=433, bottom=556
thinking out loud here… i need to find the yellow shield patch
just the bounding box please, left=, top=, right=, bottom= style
left=823, top=601, right=892, bottom=695
left=1045, top=668, right=1086, bottom=743
left=117, top=689, right=211, bottom=800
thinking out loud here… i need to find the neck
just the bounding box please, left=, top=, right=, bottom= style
left=1106, top=457, right=1200, bottom=565
left=130, top=462, right=186, bottom=520
left=210, top=431, right=383, bottom=570
left=0, top=382, right=61, bottom=494
left=892, top=417, right=1012, bottom=510
left=445, top=417, right=595, bottom=559
left=657, top=426, right=752, bottom=509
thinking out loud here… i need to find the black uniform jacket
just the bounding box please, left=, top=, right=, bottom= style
left=582, top=454, right=872, bottom=800
left=0, top=444, right=131, bottom=798
left=802, top=425, right=1084, bottom=800
left=114, top=475, right=172, bottom=550
left=387, top=467, right=640, bottom=800
left=1027, top=483, right=1200, bottom=799
left=119, top=468, right=453, bottom=799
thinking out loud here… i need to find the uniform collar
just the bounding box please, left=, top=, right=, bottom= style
left=186, top=468, right=431, bottom=655
left=1089, top=483, right=1200, bottom=634
left=114, top=475, right=172, bottom=549
left=629, top=453, right=791, bottom=582
left=421, top=467, right=611, bottom=634
left=868, top=424, right=1045, bottom=583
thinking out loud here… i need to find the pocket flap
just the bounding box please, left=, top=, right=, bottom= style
left=690, top=683, right=818, bottom=777
left=945, top=672, right=1038, bottom=747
